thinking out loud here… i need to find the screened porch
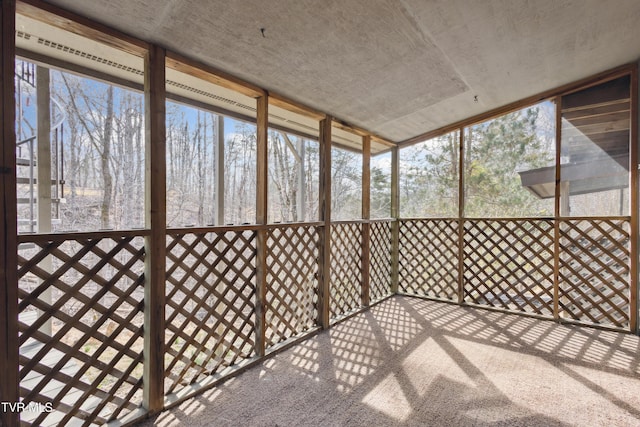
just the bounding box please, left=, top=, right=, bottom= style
left=1, top=1, right=639, bottom=426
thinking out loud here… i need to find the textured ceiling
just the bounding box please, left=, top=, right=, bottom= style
left=42, top=0, right=640, bottom=143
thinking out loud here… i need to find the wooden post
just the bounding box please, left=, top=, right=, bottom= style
left=143, top=44, right=166, bottom=414
left=0, top=1, right=19, bottom=425
left=318, top=117, right=332, bottom=328
left=553, top=96, right=562, bottom=321
left=390, top=146, right=399, bottom=294
left=458, top=129, right=465, bottom=304
left=361, top=135, right=371, bottom=307
left=255, top=94, right=268, bottom=355
left=630, top=64, right=638, bottom=334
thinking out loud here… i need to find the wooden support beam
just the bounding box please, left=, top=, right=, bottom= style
left=361, top=135, right=371, bottom=307
left=1, top=1, right=19, bottom=425
left=17, top=0, right=148, bottom=56
left=318, top=117, right=332, bottom=328
left=255, top=94, right=268, bottom=355
left=458, top=129, right=465, bottom=304
left=553, top=96, right=562, bottom=321
left=390, top=146, right=399, bottom=294
left=630, top=64, right=638, bottom=334
left=166, top=52, right=264, bottom=99
left=331, top=118, right=395, bottom=148
left=143, top=44, right=166, bottom=414
left=269, top=92, right=324, bottom=121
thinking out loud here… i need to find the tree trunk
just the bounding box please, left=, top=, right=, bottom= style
left=101, top=85, right=114, bottom=229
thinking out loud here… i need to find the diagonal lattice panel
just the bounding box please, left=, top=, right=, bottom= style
left=330, top=222, right=362, bottom=319
left=165, top=230, right=256, bottom=395
left=559, top=219, right=630, bottom=328
left=17, top=234, right=145, bottom=427
left=369, top=220, right=392, bottom=302
left=463, top=219, right=554, bottom=315
left=399, top=219, right=458, bottom=300
left=265, top=225, right=320, bottom=348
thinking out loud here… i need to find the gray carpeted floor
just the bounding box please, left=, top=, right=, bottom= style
left=136, top=296, right=640, bottom=426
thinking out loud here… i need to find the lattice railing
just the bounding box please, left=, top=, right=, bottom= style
left=463, top=220, right=554, bottom=315
left=370, top=220, right=392, bottom=302
left=12, top=215, right=637, bottom=426
left=399, top=219, right=458, bottom=300
left=266, top=225, right=319, bottom=348
left=17, top=233, right=146, bottom=426
left=165, top=230, right=256, bottom=395
left=558, top=219, right=630, bottom=328
left=330, top=222, right=363, bottom=319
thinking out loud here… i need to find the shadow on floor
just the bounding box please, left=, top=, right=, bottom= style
left=137, top=296, right=640, bottom=426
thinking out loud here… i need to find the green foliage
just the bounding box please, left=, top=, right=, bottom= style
left=370, top=165, right=391, bottom=218
left=400, top=131, right=459, bottom=217
left=465, top=107, right=553, bottom=217
left=400, top=104, right=555, bottom=218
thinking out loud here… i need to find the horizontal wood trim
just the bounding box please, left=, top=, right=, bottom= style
left=561, top=98, right=630, bottom=114
left=556, top=318, right=632, bottom=334
left=462, top=217, right=555, bottom=222
left=17, top=229, right=150, bottom=243
left=166, top=51, right=265, bottom=99
left=561, top=118, right=630, bottom=138
left=400, top=63, right=637, bottom=147
left=370, top=218, right=394, bottom=223
left=18, top=222, right=329, bottom=243
left=332, top=119, right=395, bottom=147
left=330, top=219, right=368, bottom=225
left=557, top=215, right=631, bottom=221
left=266, top=221, right=323, bottom=229
left=166, top=224, right=262, bottom=234
left=564, top=111, right=629, bottom=127
left=269, top=92, right=324, bottom=121
left=399, top=217, right=460, bottom=221
left=371, top=136, right=396, bottom=147
left=167, top=92, right=255, bottom=124
left=399, top=216, right=629, bottom=222
left=17, top=0, right=148, bottom=56
left=562, top=105, right=630, bottom=123
left=16, top=47, right=144, bottom=92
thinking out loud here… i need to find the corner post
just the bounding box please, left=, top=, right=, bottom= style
left=553, top=96, right=562, bottom=321
left=457, top=129, right=465, bottom=304
left=0, top=1, right=18, bottom=425
left=255, top=93, right=268, bottom=355
left=318, top=117, right=332, bottom=328
left=143, top=44, right=166, bottom=414
left=361, top=135, right=371, bottom=307
left=630, top=64, right=638, bottom=334
left=390, top=146, right=399, bottom=294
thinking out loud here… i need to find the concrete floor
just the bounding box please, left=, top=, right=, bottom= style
left=137, top=296, right=640, bottom=426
